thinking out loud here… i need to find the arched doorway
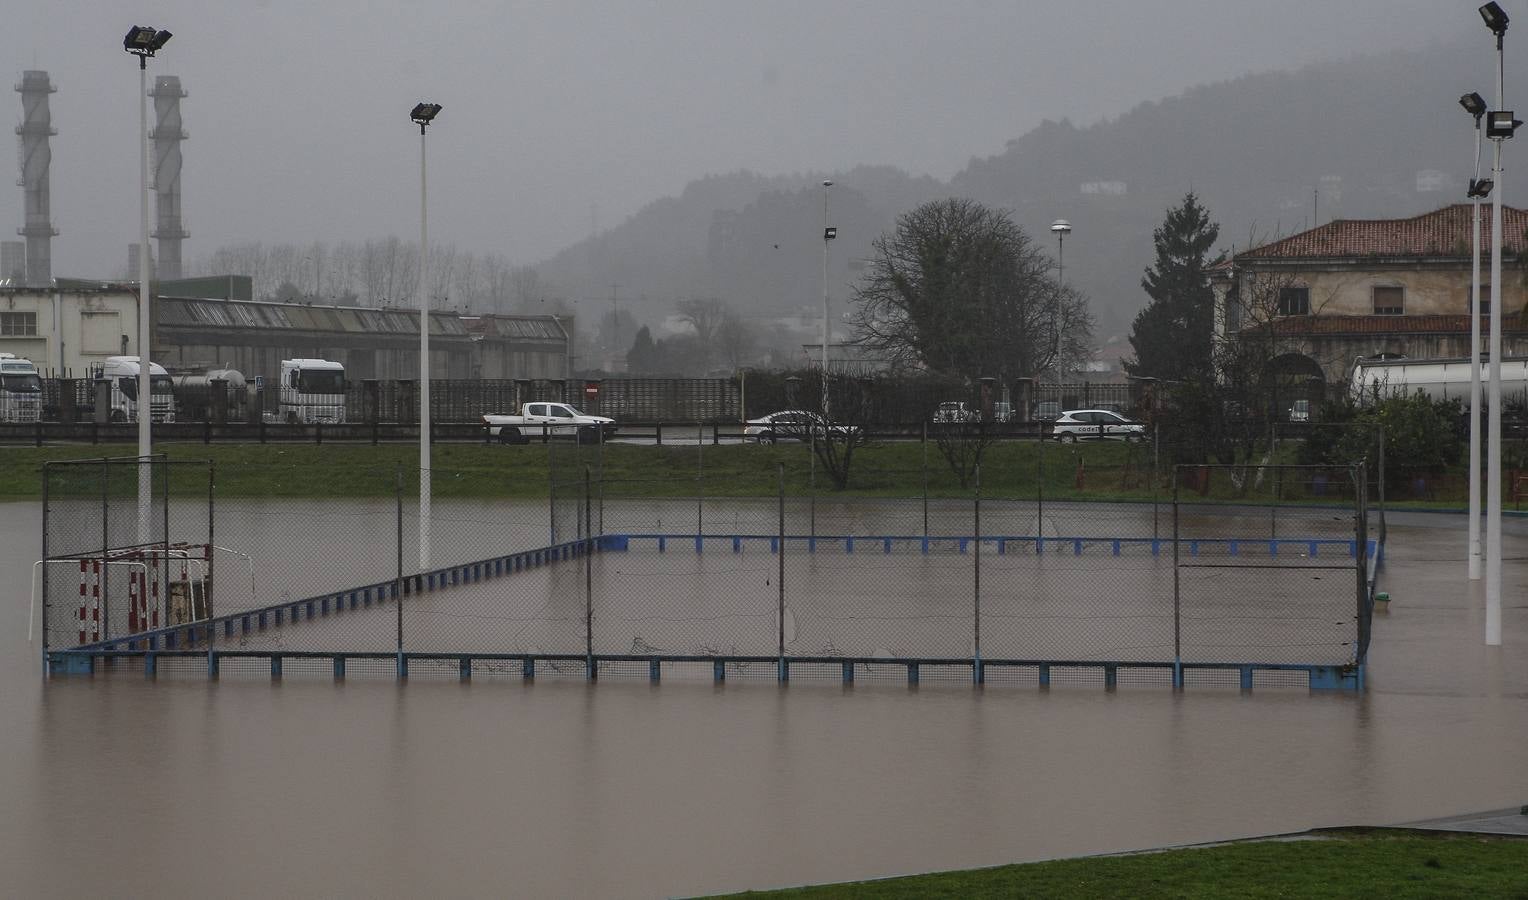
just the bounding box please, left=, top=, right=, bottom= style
left=1268, top=353, right=1326, bottom=422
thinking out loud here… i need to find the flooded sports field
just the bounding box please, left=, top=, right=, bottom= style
left=3, top=500, right=1526, bottom=897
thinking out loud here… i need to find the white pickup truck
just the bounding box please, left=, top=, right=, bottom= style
left=482, top=402, right=617, bottom=444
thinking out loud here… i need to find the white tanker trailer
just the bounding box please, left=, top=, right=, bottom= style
left=1349, top=356, right=1528, bottom=405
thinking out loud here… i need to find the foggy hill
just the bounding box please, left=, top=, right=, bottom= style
left=535, top=35, right=1481, bottom=338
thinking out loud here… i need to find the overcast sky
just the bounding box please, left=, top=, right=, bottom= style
left=7, top=0, right=1485, bottom=278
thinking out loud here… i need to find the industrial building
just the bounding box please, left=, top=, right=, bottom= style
left=0, top=280, right=570, bottom=383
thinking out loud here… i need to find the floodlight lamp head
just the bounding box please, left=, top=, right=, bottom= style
left=823, top=227, right=837, bottom=241
left=1481, top=2, right=1510, bottom=36
left=410, top=102, right=443, bottom=126
left=1487, top=110, right=1521, bottom=138
left=1469, top=177, right=1495, bottom=198
left=1050, top=219, right=1072, bottom=235
left=124, top=25, right=169, bottom=58
left=1461, top=91, right=1488, bottom=119
left=822, top=179, right=833, bottom=188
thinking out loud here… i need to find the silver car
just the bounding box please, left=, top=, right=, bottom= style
left=744, top=410, right=858, bottom=443
left=1051, top=408, right=1145, bottom=442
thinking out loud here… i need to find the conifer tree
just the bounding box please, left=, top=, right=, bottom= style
left=1127, top=194, right=1220, bottom=383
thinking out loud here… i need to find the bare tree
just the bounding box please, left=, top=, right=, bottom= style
left=715, top=310, right=759, bottom=370
left=848, top=198, right=1093, bottom=383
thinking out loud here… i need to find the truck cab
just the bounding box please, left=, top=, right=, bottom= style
left=98, top=356, right=176, bottom=423
left=278, top=359, right=346, bottom=424
left=0, top=353, right=42, bottom=423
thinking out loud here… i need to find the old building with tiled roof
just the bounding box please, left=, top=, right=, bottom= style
left=1208, top=204, right=1528, bottom=390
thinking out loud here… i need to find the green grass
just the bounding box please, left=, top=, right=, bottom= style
left=0, top=438, right=1487, bottom=507
left=710, top=829, right=1528, bottom=899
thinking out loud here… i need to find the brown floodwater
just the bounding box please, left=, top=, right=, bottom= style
left=3, top=501, right=1526, bottom=898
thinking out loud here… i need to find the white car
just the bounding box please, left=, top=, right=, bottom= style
left=744, top=410, right=858, bottom=443
left=1051, top=409, right=1145, bottom=442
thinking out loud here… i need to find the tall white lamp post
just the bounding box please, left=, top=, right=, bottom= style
left=412, top=101, right=442, bottom=569
left=124, top=25, right=171, bottom=545
left=1462, top=91, right=1490, bottom=582
left=821, top=179, right=836, bottom=419
left=1050, top=219, right=1072, bottom=381
left=1480, top=1, right=1517, bottom=645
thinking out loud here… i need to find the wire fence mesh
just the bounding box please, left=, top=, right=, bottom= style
left=40, top=426, right=1382, bottom=683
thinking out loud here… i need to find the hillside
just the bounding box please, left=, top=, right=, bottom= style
left=534, top=35, right=1480, bottom=342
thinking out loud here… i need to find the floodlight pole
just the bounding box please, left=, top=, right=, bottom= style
left=417, top=112, right=433, bottom=569
left=1469, top=121, right=1485, bottom=582
left=821, top=179, right=833, bottom=420
left=136, top=53, right=154, bottom=544
left=123, top=32, right=171, bottom=547
left=1486, top=27, right=1506, bottom=646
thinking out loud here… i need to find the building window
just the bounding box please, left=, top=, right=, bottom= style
left=1477, top=288, right=1491, bottom=316
left=1372, top=285, right=1404, bottom=316
left=1277, top=287, right=1310, bottom=316
left=0, top=311, right=37, bottom=336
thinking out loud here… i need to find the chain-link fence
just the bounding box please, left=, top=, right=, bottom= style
left=41, top=430, right=1383, bottom=688
left=40, top=456, right=212, bottom=655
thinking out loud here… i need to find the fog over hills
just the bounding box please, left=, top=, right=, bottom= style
left=536, top=35, right=1481, bottom=339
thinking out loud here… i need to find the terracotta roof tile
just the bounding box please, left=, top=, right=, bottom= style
left=1238, top=204, right=1528, bottom=260
left=1258, top=313, right=1522, bottom=335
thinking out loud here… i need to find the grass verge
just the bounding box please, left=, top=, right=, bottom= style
left=0, top=439, right=1484, bottom=507
left=709, top=829, right=1528, bottom=899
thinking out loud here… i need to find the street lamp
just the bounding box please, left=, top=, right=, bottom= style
left=1479, top=1, right=1514, bottom=645
left=412, top=101, right=442, bottom=570
left=821, top=179, right=835, bottom=419
left=125, top=25, right=171, bottom=546
left=1461, top=90, right=1489, bottom=582
left=1050, top=219, right=1072, bottom=381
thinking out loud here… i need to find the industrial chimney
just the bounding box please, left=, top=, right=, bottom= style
left=15, top=70, right=57, bottom=287
left=149, top=74, right=188, bottom=279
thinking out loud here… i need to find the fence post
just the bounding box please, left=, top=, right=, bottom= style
left=922, top=421, right=929, bottom=540
left=1376, top=424, right=1386, bottom=544
left=585, top=465, right=596, bottom=681
left=1036, top=434, right=1045, bottom=553
left=40, top=462, right=49, bottom=672
left=809, top=431, right=817, bottom=542
left=973, top=463, right=982, bottom=684
left=207, top=460, right=217, bottom=676
left=395, top=465, right=404, bottom=678
left=1172, top=467, right=1182, bottom=689
left=1152, top=424, right=1160, bottom=541
left=100, top=457, right=109, bottom=642
left=1355, top=462, right=1370, bottom=670
left=696, top=422, right=704, bottom=538
left=778, top=462, right=787, bottom=682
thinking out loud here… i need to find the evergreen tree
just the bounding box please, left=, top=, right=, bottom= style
left=1127, top=193, right=1220, bottom=383
left=625, top=326, right=657, bottom=374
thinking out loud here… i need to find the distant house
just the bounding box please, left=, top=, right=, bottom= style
left=1208, top=204, right=1528, bottom=391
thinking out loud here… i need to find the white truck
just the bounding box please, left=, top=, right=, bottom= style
left=278, top=358, right=347, bottom=424
left=98, top=356, right=176, bottom=423
left=1349, top=356, right=1528, bottom=404
left=0, top=353, right=42, bottom=423
left=482, top=401, right=616, bottom=444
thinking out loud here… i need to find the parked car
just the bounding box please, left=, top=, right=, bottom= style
left=744, top=410, right=858, bottom=443
left=482, top=402, right=617, bottom=444
left=992, top=401, right=1015, bottom=423
left=932, top=401, right=978, bottom=424
left=1051, top=408, right=1145, bottom=442
left=1033, top=400, right=1062, bottom=422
